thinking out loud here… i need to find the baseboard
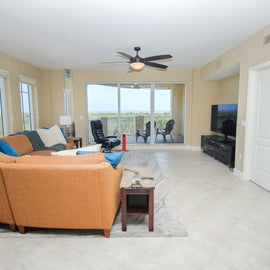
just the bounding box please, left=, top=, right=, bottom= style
left=191, top=146, right=201, bottom=151
left=233, top=168, right=244, bottom=179
left=124, top=144, right=192, bottom=151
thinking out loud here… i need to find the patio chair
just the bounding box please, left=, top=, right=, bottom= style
left=136, top=121, right=156, bottom=143
left=156, top=119, right=175, bottom=142
left=90, top=119, right=121, bottom=151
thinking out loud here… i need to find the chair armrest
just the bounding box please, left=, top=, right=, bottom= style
left=105, top=136, right=117, bottom=139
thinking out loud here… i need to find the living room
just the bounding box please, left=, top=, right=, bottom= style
left=0, top=0, right=270, bottom=269
left=1, top=26, right=270, bottom=177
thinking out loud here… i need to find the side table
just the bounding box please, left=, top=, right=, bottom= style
left=120, top=167, right=155, bottom=232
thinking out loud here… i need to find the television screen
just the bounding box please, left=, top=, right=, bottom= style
left=211, top=104, right=238, bottom=138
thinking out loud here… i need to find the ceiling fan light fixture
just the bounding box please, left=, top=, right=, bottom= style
left=130, top=62, right=145, bottom=71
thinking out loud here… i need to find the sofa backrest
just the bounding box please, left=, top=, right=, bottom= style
left=2, top=161, right=123, bottom=230
left=0, top=134, right=33, bottom=156
left=0, top=153, right=17, bottom=163
left=0, top=161, right=15, bottom=227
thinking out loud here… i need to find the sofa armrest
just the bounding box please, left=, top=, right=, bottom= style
left=65, top=138, right=75, bottom=149
left=66, top=137, right=74, bottom=144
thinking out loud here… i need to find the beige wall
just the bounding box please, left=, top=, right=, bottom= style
left=0, top=52, right=43, bottom=133
left=191, top=69, right=221, bottom=145
left=201, top=24, right=270, bottom=172
left=71, top=69, right=194, bottom=146
left=219, top=74, right=239, bottom=103
left=0, top=51, right=236, bottom=149
left=171, top=84, right=185, bottom=136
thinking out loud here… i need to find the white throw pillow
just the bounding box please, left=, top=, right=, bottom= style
left=50, top=149, right=77, bottom=156
left=36, top=125, right=67, bottom=147
left=51, top=144, right=102, bottom=156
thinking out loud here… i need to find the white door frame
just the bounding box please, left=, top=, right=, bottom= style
left=243, top=60, right=270, bottom=180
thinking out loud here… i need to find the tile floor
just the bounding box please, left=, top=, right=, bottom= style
left=1, top=150, right=270, bottom=270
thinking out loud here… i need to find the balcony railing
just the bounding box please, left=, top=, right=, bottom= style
left=88, top=115, right=171, bottom=143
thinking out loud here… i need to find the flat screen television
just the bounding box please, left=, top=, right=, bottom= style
left=211, top=103, right=238, bottom=141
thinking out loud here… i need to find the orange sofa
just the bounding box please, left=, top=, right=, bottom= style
left=0, top=153, right=123, bottom=237
left=0, top=133, right=74, bottom=156
left=0, top=154, right=17, bottom=232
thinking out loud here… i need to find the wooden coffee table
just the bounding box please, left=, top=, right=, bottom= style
left=120, top=167, right=155, bottom=232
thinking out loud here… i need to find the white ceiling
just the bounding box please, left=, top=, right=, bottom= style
left=1, top=0, right=270, bottom=71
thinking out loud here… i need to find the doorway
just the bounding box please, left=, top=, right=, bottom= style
left=244, top=62, right=270, bottom=191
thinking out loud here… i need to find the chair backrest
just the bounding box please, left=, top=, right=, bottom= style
left=145, top=121, right=156, bottom=136
left=145, top=121, right=151, bottom=136
left=165, top=119, right=175, bottom=133
left=90, top=120, right=106, bottom=142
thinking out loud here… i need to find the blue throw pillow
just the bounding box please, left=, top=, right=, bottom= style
left=76, top=151, right=125, bottom=168
left=0, top=141, right=19, bottom=157
left=104, top=151, right=125, bottom=169
left=76, top=151, right=97, bottom=155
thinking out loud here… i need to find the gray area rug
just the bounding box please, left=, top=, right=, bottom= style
left=111, top=151, right=188, bottom=237
left=0, top=151, right=187, bottom=238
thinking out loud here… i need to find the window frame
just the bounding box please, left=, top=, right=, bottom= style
left=0, top=70, right=9, bottom=136
left=19, top=75, right=37, bottom=131
left=87, top=82, right=186, bottom=144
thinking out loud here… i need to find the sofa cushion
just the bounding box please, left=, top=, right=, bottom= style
left=22, top=130, right=69, bottom=151
left=0, top=134, right=33, bottom=156
left=21, top=130, right=45, bottom=150
left=76, top=151, right=125, bottom=169
left=16, top=152, right=105, bottom=164
left=29, top=150, right=57, bottom=156
left=51, top=144, right=102, bottom=156
left=36, top=125, right=66, bottom=147
left=0, top=140, right=19, bottom=157
left=104, top=152, right=125, bottom=168
left=0, top=153, right=17, bottom=162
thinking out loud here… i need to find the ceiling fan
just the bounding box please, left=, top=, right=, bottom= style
left=102, top=47, right=173, bottom=71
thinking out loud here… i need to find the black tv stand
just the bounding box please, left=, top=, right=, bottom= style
left=201, top=135, right=235, bottom=168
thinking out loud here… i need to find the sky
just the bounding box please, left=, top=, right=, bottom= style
left=87, top=84, right=171, bottom=113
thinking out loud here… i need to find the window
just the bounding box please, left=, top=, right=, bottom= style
left=0, top=76, right=8, bottom=136
left=87, top=83, right=186, bottom=145
left=63, top=69, right=73, bottom=116
left=87, top=84, right=119, bottom=141
left=19, top=81, right=34, bottom=130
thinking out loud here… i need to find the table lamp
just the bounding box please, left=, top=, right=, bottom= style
left=59, top=115, right=72, bottom=137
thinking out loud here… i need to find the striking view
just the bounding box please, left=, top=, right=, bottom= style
left=87, top=83, right=185, bottom=144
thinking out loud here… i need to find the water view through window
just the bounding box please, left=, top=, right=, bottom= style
left=87, top=83, right=185, bottom=144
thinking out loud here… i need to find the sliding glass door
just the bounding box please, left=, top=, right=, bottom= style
left=87, top=83, right=185, bottom=145
left=120, top=84, right=151, bottom=144
left=87, top=84, right=119, bottom=141
left=154, top=84, right=185, bottom=144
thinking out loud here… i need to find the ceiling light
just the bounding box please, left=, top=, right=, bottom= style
left=130, top=62, right=145, bottom=71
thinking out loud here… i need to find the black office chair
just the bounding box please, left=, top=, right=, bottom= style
left=136, top=121, right=156, bottom=143
left=156, top=119, right=175, bottom=142
left=90, top=119, right=121, bottom=151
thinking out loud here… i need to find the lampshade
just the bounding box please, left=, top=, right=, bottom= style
left=59, top=115, right=72, bottom=125
left=130, top=62, right=145, bottom=71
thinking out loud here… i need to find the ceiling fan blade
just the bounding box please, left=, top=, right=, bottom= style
left=145, top=61, right=168, bottom=69
left=127, top=67, right=133, bottom=73
left=144, top=54, right=172, bottom=61
left=117, top=52, right=133, bottom=59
